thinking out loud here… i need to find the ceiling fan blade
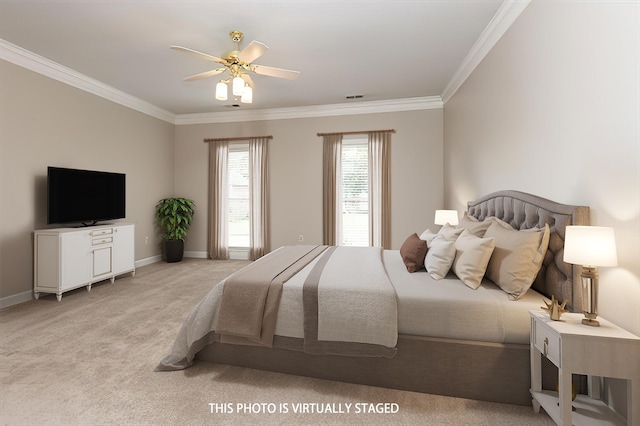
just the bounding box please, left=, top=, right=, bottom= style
left=241, top=73, right=255, bottom=88
left=170, top=45, right=226, bottom=64
left=237, top=40, right=268, bottom=63
left=252, top=64, right=301, bottom=80
left=184, top=68, right=227, bottom=82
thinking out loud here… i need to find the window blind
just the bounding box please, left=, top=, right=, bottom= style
left=340, top=140, right=369, bottom=246
left=227, top=144, right=250, bottom=248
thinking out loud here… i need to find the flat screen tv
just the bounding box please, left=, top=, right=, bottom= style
left=47, top=166, right=126, bottom=225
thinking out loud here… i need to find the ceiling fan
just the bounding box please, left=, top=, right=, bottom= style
left=170, top=30, right=300, bottom=103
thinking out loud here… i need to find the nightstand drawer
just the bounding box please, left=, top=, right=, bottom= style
left=533, top=320, right=560, bottom=365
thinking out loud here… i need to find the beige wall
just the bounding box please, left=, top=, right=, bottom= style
left=443, top=1, right=639, bottom=415
left=0, top=60, right=175, bottom=302
left=174, top=109, right=444, bottom=254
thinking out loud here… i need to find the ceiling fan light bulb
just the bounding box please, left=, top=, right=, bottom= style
left=232, top=76, right=245, bottom=96
left=241, top=86, right=253, bottom=104
left=215, top=81, right=228, bottom=100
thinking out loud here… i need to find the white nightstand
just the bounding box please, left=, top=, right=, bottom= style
left=529, top=310, right=640, bottom=425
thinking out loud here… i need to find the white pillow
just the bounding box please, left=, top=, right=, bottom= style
left=419, top=228, right=438, bottom=245
left=452, top=229, right=495, bottom=289
left=425, top=238, right=456, bottom=280
left=484, top=219, right=550, bottom=300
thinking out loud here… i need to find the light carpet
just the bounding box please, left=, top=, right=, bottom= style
left=0, top=258, right=554, bottom=425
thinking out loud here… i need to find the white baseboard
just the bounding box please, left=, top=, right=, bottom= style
left=135, top=255, right=162, bottom=268
left=184, top=251, right=208, bottom=259
left=0, top=290, right=33, bottom=310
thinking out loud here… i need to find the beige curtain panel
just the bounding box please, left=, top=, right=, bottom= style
left=322, top=134, right=342, bottom=246
left=249, top=137, right=270, bottom=260
left=208, top=140, right=229, bottom=260
left=368, top=131, right=391, bottom=249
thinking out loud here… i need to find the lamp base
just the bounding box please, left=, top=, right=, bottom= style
left=582, top=318, right=600, bottom=327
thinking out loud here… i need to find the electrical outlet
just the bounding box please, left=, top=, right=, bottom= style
left=145, top=236, right=149, bottom=245
left=298, top=235, right=304, bottom=242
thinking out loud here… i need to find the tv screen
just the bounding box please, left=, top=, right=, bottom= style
left=47, top=167, right=126, bottom=225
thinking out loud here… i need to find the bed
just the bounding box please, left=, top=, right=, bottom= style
left=157, top=190, right=589, bottom=406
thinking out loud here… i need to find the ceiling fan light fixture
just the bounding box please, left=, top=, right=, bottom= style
left=241, top=85, right=253, bottom=104
left=232, top=76, right=245, bottom=96
left=215, top=81, right=228, bottom=101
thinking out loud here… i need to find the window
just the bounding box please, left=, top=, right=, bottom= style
left=340, top=138, right=369, bottom=246
left=227, top=143, right=250, bottom=248
left=209, top=136, right=270, bottom=261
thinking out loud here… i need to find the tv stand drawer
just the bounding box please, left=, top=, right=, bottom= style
left=90, top=228, right=113, bottom=237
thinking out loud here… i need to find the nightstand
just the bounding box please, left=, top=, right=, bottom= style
left=529, top=310, right=640, bottom=425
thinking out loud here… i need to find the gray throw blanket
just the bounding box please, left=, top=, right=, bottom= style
left=216, top=245, right=328, bottom=347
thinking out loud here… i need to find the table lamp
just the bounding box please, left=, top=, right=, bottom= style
left=563, top=226, right=617, bottom=326
left=434, top=210, right=459, bottom=226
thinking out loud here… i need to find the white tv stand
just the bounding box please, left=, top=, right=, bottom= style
left=34, top=223, right=135, bottom=301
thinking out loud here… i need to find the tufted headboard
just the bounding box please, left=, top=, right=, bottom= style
left=467, top=190, right=590, bottom=312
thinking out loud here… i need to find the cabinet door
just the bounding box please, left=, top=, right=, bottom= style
left=92, top=246, right=113, bottom=277
left=112, top=224, right=135, bottom=275
left=60, top=231, right=91, bottom=291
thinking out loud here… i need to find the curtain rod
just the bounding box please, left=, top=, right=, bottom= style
left=316, top=129, right=395, bottom=137
left=203, top=135, right=273, bottom=143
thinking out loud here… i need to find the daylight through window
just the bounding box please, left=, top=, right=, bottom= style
left=227, top=144, right=250, bottom=248
left=340, top=138, right=369, bottom=246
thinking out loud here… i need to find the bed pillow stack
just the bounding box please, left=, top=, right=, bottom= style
left=412, top=213, right=550, bottom=298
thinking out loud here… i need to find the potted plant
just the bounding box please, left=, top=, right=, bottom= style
left=155, top=197, right=195, bottom=263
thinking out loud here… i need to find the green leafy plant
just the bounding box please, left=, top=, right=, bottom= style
left=155, top=198, right=195, bottom=241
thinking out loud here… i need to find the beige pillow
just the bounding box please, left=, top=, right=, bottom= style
left=400, top=233, right=428, bottom=273
left=484, top=219, right=550, bottom=300
left=425, top=238, right=456, bottom=280
left=457, top=212, right=492, bottom=237
left=436, top=223, right=464, bottom=242
left=452, top=229, right=495, bottom=289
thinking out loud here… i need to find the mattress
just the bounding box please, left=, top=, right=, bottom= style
left=384, top=250, right=542, bottom=344
left=271, top=249, right=540, bottom=345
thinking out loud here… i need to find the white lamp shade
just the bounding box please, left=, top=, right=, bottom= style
left=240, top=85, right=253, bottom=103
left=232, top=76, right=245, bottom=96
left=215, top=81, right=228, bottom=101
left=434, top=210, right=459, bottom=226
left=563, top=226, right=618, bottom=267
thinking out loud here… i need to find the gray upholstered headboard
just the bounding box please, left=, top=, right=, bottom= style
left=467, top=190, right=590, bottom=312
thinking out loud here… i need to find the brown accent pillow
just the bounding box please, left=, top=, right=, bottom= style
left=400, top=233, right=428, bottom=273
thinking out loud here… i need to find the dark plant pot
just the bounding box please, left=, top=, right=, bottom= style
left=164, top=239, right=184, bottom=263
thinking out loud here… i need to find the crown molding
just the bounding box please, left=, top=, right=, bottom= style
left=0, top=38, right=176, bottom=124
left=1, top=2, right=527, bottom=124
left=174, top=96, right=443, bottom=125
left=441, top=0, right=531, bottom=104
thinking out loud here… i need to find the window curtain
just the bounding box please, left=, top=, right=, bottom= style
left=368, top=131, right=391, bottom=249
left=208, top=140, right=229, bottom=259
left=249, top=137, right=270, bottom=260
left=322, top=134, right=342, bottom=246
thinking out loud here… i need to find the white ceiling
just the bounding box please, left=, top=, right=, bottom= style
left=0, top=1, right=509, bottom=117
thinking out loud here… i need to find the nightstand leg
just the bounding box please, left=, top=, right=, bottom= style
left=630, top=376, right=638, bottom=426
left=559, top=368, right=572, bottom=425
left=531, top=347, right=542, bottom=413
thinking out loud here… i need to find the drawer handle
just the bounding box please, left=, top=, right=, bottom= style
left=543, top=337, right=548, bottom=357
